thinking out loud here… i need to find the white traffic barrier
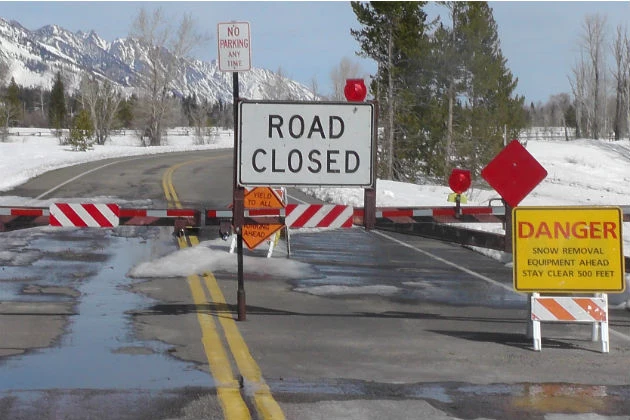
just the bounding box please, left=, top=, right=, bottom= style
left=531, top=293, right=609, bottom=353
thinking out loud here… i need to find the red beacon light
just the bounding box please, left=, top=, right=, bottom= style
left=448, top=168, right=471, bottom=194
left=344, top=79, right=367, bottom=102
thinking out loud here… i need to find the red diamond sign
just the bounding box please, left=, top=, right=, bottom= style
left=481, top=140, right=547, bottom=207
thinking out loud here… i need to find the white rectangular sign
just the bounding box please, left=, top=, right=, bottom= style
left=238, top=101, right=375, bottom=187
left=217, top=22, right=251, bottom=72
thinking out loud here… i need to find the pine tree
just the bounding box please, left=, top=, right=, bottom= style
left=66, top=108, right=94, bottom=151
left=48, top=72, right=67, bottom=131
left=447, top=2, right=526, bottom=175
left=351, top=1, right=430, bottom=180
left=116, top=94, right=135, bottom=128
left=6, top=77, right=21, bottom=125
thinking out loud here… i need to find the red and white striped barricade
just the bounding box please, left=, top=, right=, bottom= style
left=285, top=204, right=354, bottom=229
left=531, top=293, right=609, bottom=353
left=49, top=203, right=120, bottom=228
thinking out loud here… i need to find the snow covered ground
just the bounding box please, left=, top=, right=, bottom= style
left=0, top=128, right=628, bottom=288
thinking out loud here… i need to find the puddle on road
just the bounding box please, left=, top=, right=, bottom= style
left=0, top=228, right=212, bottom=390
left=268, top=379, right=630, bottom=417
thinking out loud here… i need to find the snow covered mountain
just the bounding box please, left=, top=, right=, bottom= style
left=0, top=17, right=317, bottom=102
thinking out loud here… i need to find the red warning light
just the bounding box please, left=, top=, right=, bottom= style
left=448, top=168, right=471, bottom=194
left=344, top=79, right=367, bottom=102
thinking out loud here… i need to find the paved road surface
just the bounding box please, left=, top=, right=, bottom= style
left=0, top=150, right=629, bottom=419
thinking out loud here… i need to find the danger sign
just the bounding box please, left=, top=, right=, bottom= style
left=238, top=101, right=375, bottom=187
left=512, top=206, right=625, bottom=293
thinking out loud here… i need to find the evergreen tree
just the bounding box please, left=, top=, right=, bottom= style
left=116, top=94, right=135, bottom=128
left=48, top=72, right=67, bottom=130
left=6, top=77, right=21, bottom=125
left=351, top=1, right=430, bottom=180
left=66, top=108, right=94, bottom=151
left=449, top=2, right=526, bottom=175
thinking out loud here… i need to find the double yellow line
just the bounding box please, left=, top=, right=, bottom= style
left=163, top=156, right=284, bottom=420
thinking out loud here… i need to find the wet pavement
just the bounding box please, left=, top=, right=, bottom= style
left=0, top=227, right=213, bottom=390
left=0, top=224, right=629, bottom=419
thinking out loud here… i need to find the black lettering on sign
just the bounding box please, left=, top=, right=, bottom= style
left=308, top=116, right=325, bottom=139
left=289, top=115, right=305, bottom=138
left=252, top=149, right=266, bottom=172
left=271, top=149, right=285, bottom=173
left=327, top=150, right=340, bottom=173
left=345, top=151, right=359, bottom=173
left=268, top=115, right=283, bottom=138
left=288, top=149, right=303, bottom=173
left=267, top=115, right=346, bottom=140
left=308, top=150, right=322, bottom=173
left=329, top=116, right=344, bottom=139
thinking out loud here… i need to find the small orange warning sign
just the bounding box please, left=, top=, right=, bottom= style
left=244, top=187, right=284, bottom=209
left=241, top=187, right=285, bottom=249
left=242, top=223, right=283, bottom=250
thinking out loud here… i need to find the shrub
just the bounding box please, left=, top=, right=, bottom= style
left=65, top=109, right=94, bottom=151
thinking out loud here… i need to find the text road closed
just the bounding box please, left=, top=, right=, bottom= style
left=238, top=101, right=374, bottom=187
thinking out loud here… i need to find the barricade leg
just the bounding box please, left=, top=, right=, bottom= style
left=601, top=321, right=609, bottom=353
left=266, top=233, right=277, bottom=258
left=533, top=319, right=542, bottom=351
left=592, top=322, right=600, bottom=342
left=531, top=293, right=541, bottom=351
left=526, top=294, right=533, bottom=338
left=229, top=234, right=237, bottom=253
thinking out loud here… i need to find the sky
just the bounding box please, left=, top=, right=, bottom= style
left=1, top=2, right=630, bottom=104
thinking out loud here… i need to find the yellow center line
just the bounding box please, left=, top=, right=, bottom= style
left=178, top=235, right=250, bottom=420
left=163, top=156, right=285, bottom=420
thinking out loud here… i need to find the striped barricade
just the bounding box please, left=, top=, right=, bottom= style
left=531, top=293, right=609, bottom=353
left=205, top=204, right=354, bottom=229
left=50, top=203, right=120, bottom=227
left=285, top=204, right=353, bottom=229
left=0, top=207, right=49, bottom=232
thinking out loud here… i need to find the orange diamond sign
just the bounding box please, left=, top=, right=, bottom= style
left=244, top=187, right=284, bottom=209
left=242, top=223, right=284, bottom=250
left=242, top=187, right=285, bottom=250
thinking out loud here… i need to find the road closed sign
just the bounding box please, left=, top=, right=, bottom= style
left=513, top=206, right=625, bottom=293
left=238, top=101, right=375, bottom=187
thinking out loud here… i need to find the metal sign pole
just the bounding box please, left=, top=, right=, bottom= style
left=232, top=71, right=246, bottom=321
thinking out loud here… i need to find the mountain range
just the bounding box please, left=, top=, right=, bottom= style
left=0, top=17, right=316, bottom=103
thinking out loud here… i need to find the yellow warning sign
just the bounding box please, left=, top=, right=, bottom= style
left=244, top=187, right=284, bottom=209
left=512, top=206, right=625, bottom=293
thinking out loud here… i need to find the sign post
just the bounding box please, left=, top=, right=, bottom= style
left=218, top=21, right=251, bottom=321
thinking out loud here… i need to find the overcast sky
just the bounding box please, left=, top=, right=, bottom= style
left=1, top=1, right=629, bottom=104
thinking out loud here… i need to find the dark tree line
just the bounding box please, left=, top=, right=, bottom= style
left=0, top=71, right=232, bottom=139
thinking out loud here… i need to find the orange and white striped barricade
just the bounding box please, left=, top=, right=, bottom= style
left=531, top=293, right=609, bottom=353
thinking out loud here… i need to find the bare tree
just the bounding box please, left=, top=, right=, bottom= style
left=79, top=74, right=123, bottom=145
left=581, top=14, right=608, bottom=139
left=329, top=56, right=364, bottom=100
left=569, top=54, right=588, bottom=138
left=130, top=8, right=205, bottom=146
left=611, top=24, right=629, bottom=140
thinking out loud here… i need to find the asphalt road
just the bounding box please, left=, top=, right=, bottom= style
left=0, top=149, right=629, bottom=420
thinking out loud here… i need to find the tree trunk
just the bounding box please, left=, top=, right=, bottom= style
left=386, top=26, right=394, bottom=180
